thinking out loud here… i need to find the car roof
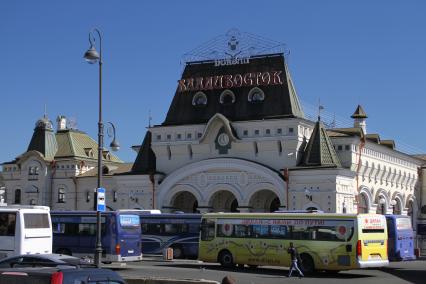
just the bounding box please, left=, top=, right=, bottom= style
left=0, top=266, right=124, bottom=280
left=0, top=254, right=79, bottom=262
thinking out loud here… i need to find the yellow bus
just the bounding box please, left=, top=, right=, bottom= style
left=198, top=212, right=388, bottom=273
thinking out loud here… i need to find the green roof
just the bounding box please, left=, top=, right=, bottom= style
left=300, top=119, right=342, bottom=167
left=55, top=129, right=122, bottom=162
left=26, top=116, right=58, bottom=161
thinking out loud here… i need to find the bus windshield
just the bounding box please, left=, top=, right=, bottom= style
left=118, top=215, right=140, bottom=231
left=395, top=217, right=412, bottom=231
left=24, top=213, right=50, bottom=229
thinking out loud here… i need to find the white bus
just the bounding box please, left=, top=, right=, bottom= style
left=0, top=205, right=52, bottom=259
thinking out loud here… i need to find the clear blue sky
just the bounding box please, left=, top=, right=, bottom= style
left=1, top=0, right=425, bottom=163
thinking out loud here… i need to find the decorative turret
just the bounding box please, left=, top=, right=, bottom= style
left=56, top=115, right=67, bottom=131
left=299, top=117, right=341, bottom=168
left=351, top=105, right=367, bottom=134
left=27, top=115, right=58, bottom=161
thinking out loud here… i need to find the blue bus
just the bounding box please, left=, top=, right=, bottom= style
left=51, top=210, right=142, bottom=263
left=138, top=213, right=201, bottom=259
left=385, top=214, right=416, bottom=261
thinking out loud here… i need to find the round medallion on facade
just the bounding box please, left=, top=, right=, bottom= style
left=198, top=173, right=208, bottom=187
left=217, top=133, right=230, bottom=146
left=238, top=172, right=249, bottom=186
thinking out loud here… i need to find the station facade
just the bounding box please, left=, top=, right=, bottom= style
left=1, top=33, right=425, bottom=232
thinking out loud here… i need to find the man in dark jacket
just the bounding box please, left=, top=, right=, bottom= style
left=287, top=242, right=304, bottom=278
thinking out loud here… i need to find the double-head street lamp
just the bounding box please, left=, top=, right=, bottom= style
left=84, top=28, right=119, bottom=267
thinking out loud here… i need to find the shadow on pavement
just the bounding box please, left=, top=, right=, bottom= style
left=380, top=267, right=426, bottom=284
left=160, top=263, right=373, bottom=279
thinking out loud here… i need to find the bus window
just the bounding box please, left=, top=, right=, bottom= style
left=189, top=223, right=200, bottom=234
left=24, top=213, right=50, bottom=229
left=252, top=225, right=269, bottom=238
left=201, top=219, right=215, bottom=241
left=0, top=213, right=16, bottom=236
left=270, top=225, right=289, bottom=239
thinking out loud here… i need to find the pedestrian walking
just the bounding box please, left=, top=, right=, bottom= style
left=287, top=242, right=304, bottom=278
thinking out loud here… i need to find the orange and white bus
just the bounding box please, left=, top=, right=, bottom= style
left=199, top=212, right=388, bottom=273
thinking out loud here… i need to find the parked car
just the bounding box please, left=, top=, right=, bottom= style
left=0, top=266, right=126, bottom=284
left=0, top=254, right=91, bottom=268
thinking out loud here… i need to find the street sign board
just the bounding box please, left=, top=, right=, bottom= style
left=97, top=188, right=106, bottom=212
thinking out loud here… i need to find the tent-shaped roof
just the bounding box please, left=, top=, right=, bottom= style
left=300, top=118, right=342, bottom=168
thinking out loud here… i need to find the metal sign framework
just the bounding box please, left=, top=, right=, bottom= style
left=182, top=29, right=289, bottom=64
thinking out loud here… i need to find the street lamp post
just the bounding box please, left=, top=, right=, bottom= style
left=83, top=28, right=105, bottom=268
left=378, top=198, right=386, bottom=215
left=390, top=200, right=397, bottom=215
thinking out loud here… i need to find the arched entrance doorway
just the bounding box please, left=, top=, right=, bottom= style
left=171, top=191, right=199, bottom=213
left=248, top=190, right=280, bottom=212
left=209, top=190, right=238, bottom=212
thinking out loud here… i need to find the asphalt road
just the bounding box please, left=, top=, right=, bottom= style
left=110, top=257, right=426, bottom=284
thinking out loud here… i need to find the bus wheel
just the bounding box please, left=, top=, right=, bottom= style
left=56, top=248, right=71, bottom=256
left=300, top=253, right=315, bottom=274
left=172, top=245, right=184, bottom=259
left=218, top=250, right=235, bottom=268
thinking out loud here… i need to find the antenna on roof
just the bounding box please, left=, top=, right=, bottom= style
left=148, top=109, right=152, bottom=128
left=44, top=103, right=47, bottom=118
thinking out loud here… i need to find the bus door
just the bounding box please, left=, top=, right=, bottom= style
left=199, top=218, right=216, bottom=263
left=117, top=215, right=141, bottom=258
left=0, top=212, right=16, bottom=258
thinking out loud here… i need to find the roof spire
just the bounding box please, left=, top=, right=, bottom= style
left=44, top=103, right=47, bottom=119
left=318, top=99, right=324, bottom=121
left=148, top=109, right=152, bottom=128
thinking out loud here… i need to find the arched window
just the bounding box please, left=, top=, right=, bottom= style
left=248, top=87, right=265, bottom=102
left=219, top=90, right=235, bottom=105
left=102, top=166, right=109, bottom=175
left=58, top=188, right=65, bottom=203
left=192, top=92, right=208, bottom=107
left=14, top=189, right=21, bottom=204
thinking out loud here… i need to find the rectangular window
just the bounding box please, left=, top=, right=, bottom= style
left=254, top=130, right=260, bottom=135
left=266, top=129, right=271, bottom=135
left=0, top=212, right=16, bottom=236
left=345, top=145, right=350, bottom=151
left=24, top=213, right=50, bottom=229
left=289, top=127, right=294, bottom=134
left=167, top=134, right=171, bottom=140
left=338, top=145, right=343, bottom=151
left=243, top=130, right=248, bottom=136
left=277, top=128, right=282, bottom=134
left=187, top=133, right=192, bottom=139
left=177, top=134, right=182, bottom=140
left=156, top=135, right=161, bottom=141
left=197, top=132, right=202, bottom=138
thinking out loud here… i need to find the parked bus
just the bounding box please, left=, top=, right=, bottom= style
left=0, top=205, right=52, bottom=259
left=138, top=212, right=201, bottom=259
left=385, top=215, right=416, bottom=261
left=51, top=211, right=142, bottom=263
left=199, top=213, right=389, bottom=273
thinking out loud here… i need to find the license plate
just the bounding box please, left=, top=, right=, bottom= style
left=369, top=255, right=381, bottom=260
left=128, top=250, right=134, bottom=253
